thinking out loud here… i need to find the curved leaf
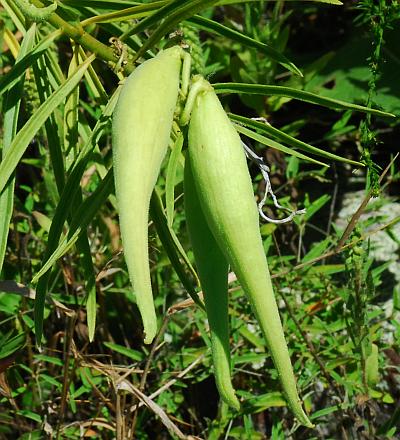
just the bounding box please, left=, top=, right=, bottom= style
left=187, top=16, right=302, bottom=76
left=213, top=83, right=396, bottom=118
left=230, top=113, right=363, bottom=166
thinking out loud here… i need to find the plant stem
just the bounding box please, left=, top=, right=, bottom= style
left=29, top=0, right=136, bottom=73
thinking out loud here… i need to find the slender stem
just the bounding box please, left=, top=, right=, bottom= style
left=335, top=152, right=398, bottom=251
left=179, top=75, right=210, bottom=126
left=28, top=0, right=136, bottom=73
left=180, top=51, right=191, bottom=99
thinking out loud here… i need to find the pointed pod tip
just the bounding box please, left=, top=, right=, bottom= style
left=221, top=394, right=241, bottom=412
left=303, top=419, right=315, bottom=429
left=229, top=397, right=241, bottom=412
left=143, top=331, right=156, bottom=345
left=295, top=410, right=315, bottom=429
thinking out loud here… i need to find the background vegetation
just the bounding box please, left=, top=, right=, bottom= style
left=0, top=0, right=399, bottom=438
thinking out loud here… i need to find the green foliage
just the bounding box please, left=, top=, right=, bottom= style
left=0, top=0, right=399, bottom=438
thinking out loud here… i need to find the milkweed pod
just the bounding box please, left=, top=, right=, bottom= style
left=184, top=157, right=240, bottom=411
left=112, top=46, right=183, bottom=344
left=188, top=76, right=313, bottom=427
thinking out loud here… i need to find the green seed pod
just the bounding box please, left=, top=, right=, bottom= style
left=184, top=157, right=240, bottom=411
left=112, top=46, right=183, bottom=344
left=187, top=76, right=313, bottom=427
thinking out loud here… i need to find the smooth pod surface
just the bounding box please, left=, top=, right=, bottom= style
left=184, top=157, right=240, bottom=411
left=188, top=77, right=313, bottom=427
left=112, top=46, right=183, bottom=344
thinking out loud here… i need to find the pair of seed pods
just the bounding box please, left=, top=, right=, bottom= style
left=112, top=46, right=313, bottom=427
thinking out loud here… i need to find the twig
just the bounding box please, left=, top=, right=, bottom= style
left=117, top=381, right=187, bottom=439
left=80, top=366, right=116, bottom=413
left=335, top=152, right=398, bottom=251
left=326, top=164, right=339, bottom=238
left=129, top=314, right=171, bottom=438
left=129, top=353, right=205, bottom=413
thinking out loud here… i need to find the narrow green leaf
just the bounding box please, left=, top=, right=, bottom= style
left=33, top=169, right=113, bottom=344
left=65, top=143, right=98, bottom=343
left=64, top=43, right=81, bottom=170
left=0, top=24, right=37, bottom=275
left=133, top=0, right=220, bottom=61
left=366, top=343, right=379, bottom=386
left=187, top=16, right=302, bottom=77
left=304, top=194, right=331, bottom=221
left=0, top=29, right=61, bottom=98
left=31, top=52, right=107, bottom=347
left=302, top=238, right=332, bottom=263
left=33, top=170, right=114, bottom=285
left=120, top=0, right=184, bottom=40
left=0, top=332, right=26, bottom=359
left=103, top=342, right=143, bottom=361
left=3, top=27, right=21, bottom=57
left=31, top=46, right=65, bottom=192
left=0, top=55, right=95, bottom=194
left=311, top=405, right=342, bottom=420
left=243, top=391, right=286, bottom=413
left=0, top=0, right=26, bottom=34
left=34, top=354, right=63, bottom=366
left=42, top=33, right=65, bottom=86
left=213, top=83, right=396, bottom=119
left=166, top=133, right=184, bottom=227
left=77, top=234, right=97, bottom=342
left=150, top=191, right=204, bottom=310
left=78, top=46, right=108, bottom=104
left=217, top=0, right=343, bottom=4
left=61, top=0, right=157, bottom=9
left=34, top=89, right=119, bottom=290
left=230, top=113, right=363, bottom=166
left=233, top=123, right=329, bottom=167
left=308, top=264, right=345, bottom=275
left=16, top=410, right=42, bottom=423
left=81, top=1, right=165, bottom=26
